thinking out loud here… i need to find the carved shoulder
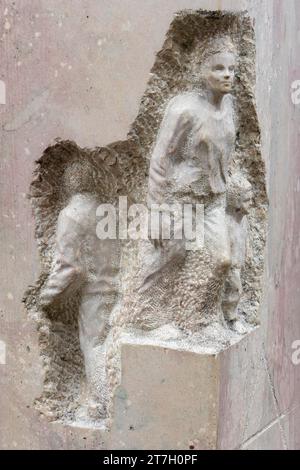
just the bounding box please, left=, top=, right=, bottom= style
left=165, top=93, right=196, bottom=123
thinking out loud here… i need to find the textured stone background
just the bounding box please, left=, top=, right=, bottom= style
left=0, top=0, right=299, bottom=449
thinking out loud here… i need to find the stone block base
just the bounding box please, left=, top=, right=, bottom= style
left=108, top=324, right=250, bottom=450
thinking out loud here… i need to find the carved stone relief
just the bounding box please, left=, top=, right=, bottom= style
left=24, top=10, right=267, bottom=427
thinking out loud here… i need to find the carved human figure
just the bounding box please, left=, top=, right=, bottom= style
left=39, top=162, right=119, bottom=422
left=222, top=174, right=252, bottom=326
left=140, top=37, right=239, bottom=325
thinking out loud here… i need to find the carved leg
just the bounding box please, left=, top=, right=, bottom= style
left=200, top=200, right=231, bottom=319
left=222, top=267, right=243, bottom=322
left=77, top=295, right=111, bottom=422
left=204, top=201, right=231, bottom=268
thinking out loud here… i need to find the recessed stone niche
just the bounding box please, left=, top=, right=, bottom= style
left=24, top=9, right=267, bottom=448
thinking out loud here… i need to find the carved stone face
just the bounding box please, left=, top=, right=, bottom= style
left=204, top=52, right=236, bottom=94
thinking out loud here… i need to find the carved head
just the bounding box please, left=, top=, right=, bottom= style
left=227, top=173, right=253, bottom=215
left=201, top=36, right=237, bottom=95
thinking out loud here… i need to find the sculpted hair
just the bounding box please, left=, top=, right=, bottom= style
left=201, top=35, right=237, bottom=63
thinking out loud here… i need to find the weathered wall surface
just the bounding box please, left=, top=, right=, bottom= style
left=0, top=0, right=299, bottom=449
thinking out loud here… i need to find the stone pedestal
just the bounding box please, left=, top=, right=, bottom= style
left=110, top=342, right=218, bottom=449
left=108, top=326, right=286, bottom=450
left=108, top=328, right=239, bottom=449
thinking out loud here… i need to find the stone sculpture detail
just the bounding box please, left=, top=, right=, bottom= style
left=140, top=38, right=238, bottom=323
left=24, top=11, right=267, bottom=427
left=124, top=37, right=253, bottom=334
left=222, top=174, right=252, bottom=327
left=39, top=162, right=120, bottom=422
